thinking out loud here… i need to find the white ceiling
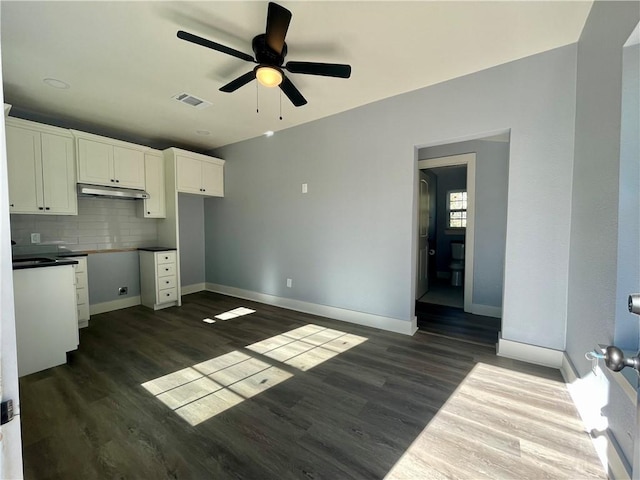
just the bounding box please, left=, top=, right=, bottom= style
left=1, top=1, right=593, bottom=151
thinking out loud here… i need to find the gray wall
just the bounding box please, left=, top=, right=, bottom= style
left=419, top=139, right=509, bottom=309
left=614, top=42, right=640, bottom=350
left=208, top=43, right=578, bottom=348
left=566, top=1, right=639, bottom=376
left=565, top=2, right=640, bottom=472
left=87, top=251, right=140, bottom=304
left=178, top=193, right=205, bottom=288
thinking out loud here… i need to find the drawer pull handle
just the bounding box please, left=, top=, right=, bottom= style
left=166, top=293, right=170, bottom=297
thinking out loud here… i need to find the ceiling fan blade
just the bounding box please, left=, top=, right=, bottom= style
left=265, top=2, right=292, bottom=55
left=177, top=30, right=255, bottom=63
left=220, top=71, right=256, bottom=92
left=285, top=61, right=352, bottom=78
left=279, top=76, right=307, bottom=107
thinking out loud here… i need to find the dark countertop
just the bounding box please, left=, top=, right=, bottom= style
left=12, top=255, right=79, bottom=270
left=137, top=247, right=177, bottom=252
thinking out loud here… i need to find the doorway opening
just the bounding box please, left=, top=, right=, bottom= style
left=416, top=153, right=476, bottom=312
left=413, top=132, right=510, bottom=345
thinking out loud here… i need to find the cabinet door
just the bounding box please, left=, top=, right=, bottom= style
left=176, top=155, right=203, bottom=194
left=77, top=139, right=113, bottom=186
left=41, top=133, right=77, bottom=215
left=6, top=126, right=43, bottom=213
left=143, top=153, right=165, bottom=218
left=201, top=161, right=224, bottom=197
left=113, top=146, right=145, bottom=189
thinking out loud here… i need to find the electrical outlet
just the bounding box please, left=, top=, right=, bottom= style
left=30, top=233, right=40, bottom=244
left=286, top=278, right=292, bottom=288
left=118, top=286, right=128, bottom=296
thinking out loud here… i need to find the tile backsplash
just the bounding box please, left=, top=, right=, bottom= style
left=10, top=197, right=159, bottom=251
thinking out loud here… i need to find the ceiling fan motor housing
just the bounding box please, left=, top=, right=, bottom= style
left=252, top=34, right=287, bottom=66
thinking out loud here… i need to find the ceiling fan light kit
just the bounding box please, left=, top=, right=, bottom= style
left=255, top=65, right=283, bottom=88
left=177, top=2, right=351, bottom=107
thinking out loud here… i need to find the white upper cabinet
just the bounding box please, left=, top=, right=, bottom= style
left=73, top=131, right=146, bottom=189
left=141, top=150, right=166, bottom=218
left=6, top=118, right=77, bottom=215
left=165, top=148, right=224, bottom=197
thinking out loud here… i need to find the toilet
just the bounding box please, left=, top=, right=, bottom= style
left=449, top=242, right=465, bottom=287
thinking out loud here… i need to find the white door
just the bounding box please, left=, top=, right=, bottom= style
left=77, top=138, right=113, bottom=185
left=6, top=126, right=42, bottom=213
left=41, top=133, right=77, bottom=214
left=417, top=171, right=430, bottom=298
left=143, top=153, right=165, bottom=218
left=113, top=146, right=145, bottom=189
left=201, top=161, right=224, bottom=197
left=1, top=91, right=25, bottom=478
left=176, top=155, right=204, bottom=194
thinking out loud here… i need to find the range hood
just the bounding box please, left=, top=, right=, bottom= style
left=77, top=183, right=149, bottom=200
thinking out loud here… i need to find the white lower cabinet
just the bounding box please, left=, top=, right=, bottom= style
left=140, top=249, right=179, bottom=310
left=13, top=265, right=79, bottom=377
left=69, top=256, right=90, bottom=327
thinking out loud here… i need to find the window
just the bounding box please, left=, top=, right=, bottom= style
left=447, top=190, right=467, bottom=228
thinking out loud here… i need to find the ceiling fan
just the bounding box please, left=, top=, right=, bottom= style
left=177, top=2, right=351, bottom=107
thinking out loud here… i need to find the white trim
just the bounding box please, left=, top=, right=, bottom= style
left=418, top=153, right=476, bottom=314
left=206, top=283, right=416, bottom=336
left=496, top=334, right=563, bottom=367
left=560, top=351, right=579, bottom=384
left=469, top=303, right=502, bottom=318
left=181, top=283, right=206, bottom=295
left=410, top=315, right=418, bottom=335
left=561, top=352, right=634, bottom=480
left=89, top=296, right=141, bottom=315
left=607, top=437, right=632, bottom=480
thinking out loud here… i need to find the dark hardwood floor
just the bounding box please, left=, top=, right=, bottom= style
left=19, top=292, right=603, bottom=479
left=416, top=301, right=501, bottom=346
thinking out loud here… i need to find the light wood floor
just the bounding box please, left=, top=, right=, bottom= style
left=19, top=291, right=604, bottom=479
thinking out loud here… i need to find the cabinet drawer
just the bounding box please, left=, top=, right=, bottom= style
left=78, top=303, right=90, bottom=319
left=157, top=263, right=176, bottom=278
left=76, top=288, right=88, bottom=305
left=158, top=287, right=178, bottom=303
left=156, top=251, right=176, bottom=265
left=157, top=276, right=176, bottom=290
left=75, top=272, right=87, bottom=286
left=73, top=260, right=86, bottom=273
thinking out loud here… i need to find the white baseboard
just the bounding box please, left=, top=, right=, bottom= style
left=469, top=303, right=502, bottom=318
left=205, top=283, right=415, bottom=335
left=90, top=295, right=141, bottom=315
left=410, top=316, right=418, bottom=335
left=496, top=334, right=563, bottom=367
left=181, top=283, right=206, bottom=295
left=561, top=352, right=633, bottom=480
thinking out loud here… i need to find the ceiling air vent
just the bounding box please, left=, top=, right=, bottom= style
left=172, top=92, right=212, bottom=110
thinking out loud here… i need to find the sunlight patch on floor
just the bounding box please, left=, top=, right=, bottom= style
left=142, top=324, right=367, bottom=426
left=214, top=307, right=256, bottom=321
left=384, top=362, right=605, bottom=480
left=247, top=324, right=368, bottom=371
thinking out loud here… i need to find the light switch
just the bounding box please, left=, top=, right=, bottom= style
left=30, top=233, right=40, bottom=244
left=302, top=183, right=308, bottom=194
